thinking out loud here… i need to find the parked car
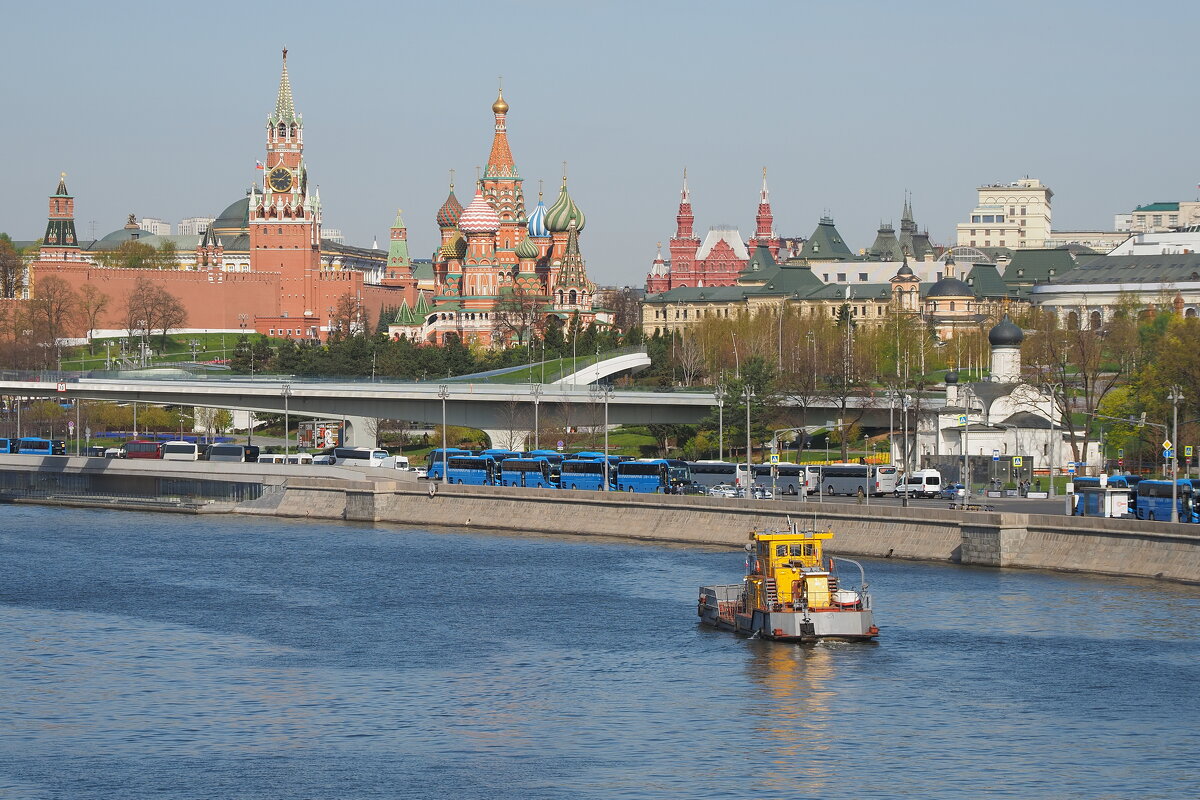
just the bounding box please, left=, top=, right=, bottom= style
left=103, top=447, right=126, bottom=459
left=750, top=486, right=774, bottom=500
left=708, top=483, right=743, bottom=498
left=312, top=454, right=336, bottom=465
left=939, top=483, right=966, bottom=500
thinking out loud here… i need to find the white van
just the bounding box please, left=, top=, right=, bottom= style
left=161, top=441, right=200, bottom=461
left=257, top=453, right=286, bottom=464
left=381, top=455, right=411, bottom=470
left=285, top=453, right=314, bottom=465
left=900, top=468, right=942, bottom=498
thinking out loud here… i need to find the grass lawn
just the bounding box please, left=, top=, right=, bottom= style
left=61, top=333, right=285, bottom=371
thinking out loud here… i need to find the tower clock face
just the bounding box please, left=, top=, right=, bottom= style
left=268, top=167, right=293, bottom=192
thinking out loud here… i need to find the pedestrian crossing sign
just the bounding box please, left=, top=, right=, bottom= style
left=770, top=454, right=779, bottom=464
left=957, top=414, right=967, bottom=427
left=1013, top=456, right=1023, bottom=467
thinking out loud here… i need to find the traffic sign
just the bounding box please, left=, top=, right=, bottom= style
left=556, top=440, right=564, bottom=451
left=992, top=449, right=999, bottom=462
left=56, top=382, right=66, bottom=393
left=1067, top=464, right=1076, bottom=475
left=1118, top=448, right=1124, bottom=458
left=1118, top=458, right=1124, bottom=467
left=769, top=454, right=779, bottom=464
left=1165, top=448, right=1173, bottom=459
left=1187, top=445, right=1194, bottom=458
left=68, top=421, right=75, bottom=433
left=1162, top=439, right=1172, bottom=452
left=1013, top=456, right=1023, bottom=468
left=957, top=414, right=967, bottom=427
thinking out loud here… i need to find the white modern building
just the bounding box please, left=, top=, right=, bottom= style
left=956, top=178, right=1053, bottom=250
left=177, top=217, right=214, bottom=236
left=138, top=217, right=171, bottom=236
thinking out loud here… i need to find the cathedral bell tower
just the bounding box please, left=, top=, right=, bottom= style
left=250, top=48, right=322, bottom=322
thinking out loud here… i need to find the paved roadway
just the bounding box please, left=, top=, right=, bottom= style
left=755, top=492, right=1070, bottom=515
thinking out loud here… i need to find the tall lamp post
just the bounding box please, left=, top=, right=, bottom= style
left=714, top=383, right=726, bottom=461
left=1041, top=382, right=1063, bottom=499
left=439, top=384, right=450, bottom=484
left=530, top=383, right=542, bottom=450
left=1169, top=385, right=1183, bottom=523
left=591, top=384, right=614, bottom=491
left=281, top=382, right=292, bottom=455
left=743, top=385, right=755, bottom=487
left=902, top=394, right=913, bottom=507
left=960, top=386, right=975, bottom=505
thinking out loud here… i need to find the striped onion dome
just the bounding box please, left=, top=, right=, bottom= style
left=515, top=236, right=540, bottom=260
left=439, top=232, right=466, bottom=259
left=436, top=189, right=463, bottom=228
left=526, top=199, right=550, bottom=237
left=457, top=188, right=500, bottom=234
left=545, top=183, right=585, bottom=233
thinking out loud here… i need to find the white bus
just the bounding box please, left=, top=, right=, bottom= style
left=332, top=447, right=392, bottom=467
left=819, top=463, right=898, bottom=496
left=161, top=441, right=199, bottom=461
left=687, top=461, right=752, bottom=489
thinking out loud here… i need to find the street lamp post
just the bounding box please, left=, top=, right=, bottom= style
left=281, top=383, right=292, bottom=455
left=591, top=384, right=614, bottom=491
left=902, top=394, right=912, bottom=507
left=1170, top=385, right=1183, bottom=523
left=530, top=383, right=542, bottom=450
left=731, top=332, right=740, bottom=379
left=439, top=384, right=450, bottom=484
left=714, top=383, right=726, bottom=461
left=743, top=385, right=755, bottom=488
left=1041, top=382, right=1063, bottom=499
left=960, top=386, right=974, bottom=505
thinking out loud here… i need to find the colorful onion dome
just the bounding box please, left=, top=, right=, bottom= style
left=458, top=188, right=500, bottom=234
left=440, top=232, right=466, bottom=259
left=545, top=183, right=585, bottom=233
left=526, top=199, right=550, bottom=238
left=436, top=189, right=463, bottom=228
left=515, top=236, right=540, bottom=260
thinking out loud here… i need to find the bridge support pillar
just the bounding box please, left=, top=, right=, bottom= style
left=340, top=416, right=378, bottom=447
left=481, top=429, right=529, bottom=452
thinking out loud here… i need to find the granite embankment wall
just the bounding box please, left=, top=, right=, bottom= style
left=3, top=457, right=1198, bottom=583
left=237, top=479, right=1200, bottom=583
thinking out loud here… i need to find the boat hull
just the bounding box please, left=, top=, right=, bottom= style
left=698, top=588, right=877, bottom=642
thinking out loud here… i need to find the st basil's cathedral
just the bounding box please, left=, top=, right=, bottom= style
left=388, top=89, right=607, bottom=346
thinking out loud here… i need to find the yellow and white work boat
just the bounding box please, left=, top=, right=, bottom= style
left=698, top=519, right=879, bottom=642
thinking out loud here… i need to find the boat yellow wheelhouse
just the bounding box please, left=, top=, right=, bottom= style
left=698, top=519, right=879, bottom=642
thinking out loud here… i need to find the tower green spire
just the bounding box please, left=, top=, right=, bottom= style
left=271, top=48, right=297, bottom=124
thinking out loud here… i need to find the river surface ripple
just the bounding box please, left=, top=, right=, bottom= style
left=0, top=505, right=1197, bottom=799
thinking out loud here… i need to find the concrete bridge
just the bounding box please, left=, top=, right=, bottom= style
left=0, top=371, right=938, bottom=448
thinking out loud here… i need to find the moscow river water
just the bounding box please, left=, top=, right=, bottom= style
left=1, top=505, right=1199, bottom=800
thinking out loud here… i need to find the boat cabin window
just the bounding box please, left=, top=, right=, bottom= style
left=776, top=543, right=816, bottom=558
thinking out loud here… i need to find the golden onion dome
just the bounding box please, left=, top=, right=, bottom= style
left=492, top=90, right=508, bottom=114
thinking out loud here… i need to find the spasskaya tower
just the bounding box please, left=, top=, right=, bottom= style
left=249, top=48, right=325, bottom=333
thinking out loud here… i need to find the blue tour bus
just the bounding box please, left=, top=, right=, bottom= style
left=559, top=458, right=612, bottom=491
left=499, top=457, right=557, bottom=488
left=616, top=459, right=671, bottom=493
left=444, top=455, right=498, bottom=485
left=426, top=448, right=471, bottom=480
left=1135, top=479, right=1197, bottom=522
left=480, top=448, right=521, bottom=462
left=1073, top=475, right=1142, bottom=514
left=0, top=438, right=13, bottom=453
left=17, top=437, right=66, bottom=455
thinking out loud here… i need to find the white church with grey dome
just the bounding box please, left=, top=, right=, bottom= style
left=905, top=315, right=1094, bottom=485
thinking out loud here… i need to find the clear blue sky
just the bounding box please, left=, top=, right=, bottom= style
left=2, top=0, right=1196, bottom=286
